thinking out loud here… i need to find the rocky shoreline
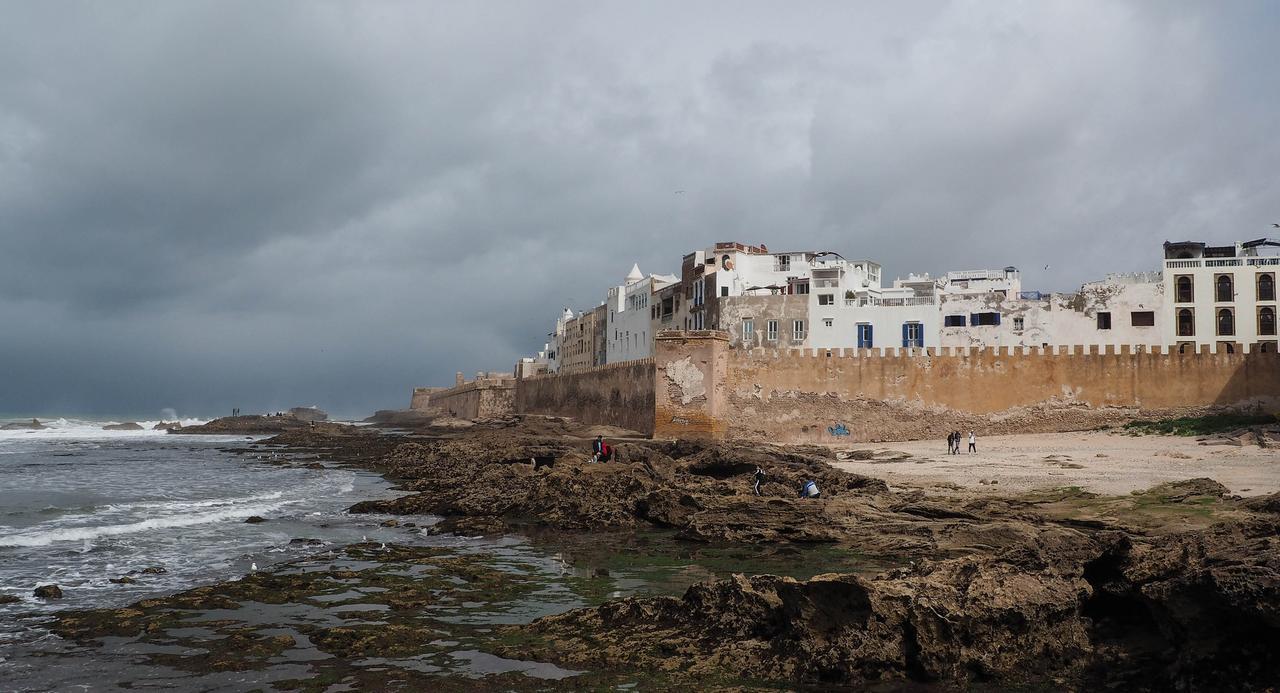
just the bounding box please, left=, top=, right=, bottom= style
left=45, top=414, right=1280, bottom=690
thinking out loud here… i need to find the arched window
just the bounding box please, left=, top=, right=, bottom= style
left=1261, top=306, right=1276, bottom=336
left=1217, top=308, right=1234, bottom=336
left=1216, top=275, right=1233, bottom=302
left=1176, top=276, right=1194, bottom=303
left=1260, top=274, right=1275, bottom=302
left=1177, top=308, right=1195, bottom=337
left=1260, top=341, right=1275, bottom=353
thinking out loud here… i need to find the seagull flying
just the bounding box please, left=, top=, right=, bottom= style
left=1272, top=223, right=1279, bottom=228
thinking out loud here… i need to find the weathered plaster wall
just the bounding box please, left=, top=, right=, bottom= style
left=720, top=344, right=1280, bottom=442
left=719, top=295, right=809, bottom=349
left=653, top=331, right=729, bottom=440
left=516, top=359, right=655, bottom=435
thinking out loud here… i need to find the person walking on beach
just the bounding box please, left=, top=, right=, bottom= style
left=752, top=466, right=765, bottom=496
left=968, top=431, right=977, bottom=454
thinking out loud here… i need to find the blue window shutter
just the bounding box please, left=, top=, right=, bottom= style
left=994, top=313, right=1001, bottom=326
left=902, top=323, right=909, bottom=347
left=918, top=322, right=924, bottom=347
left=970, top=313, right=978, bottom=326
left=867, top=324, right=873, bottom=347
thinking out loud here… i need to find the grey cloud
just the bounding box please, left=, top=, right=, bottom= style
left=1, top=0, right=1277, bottom=418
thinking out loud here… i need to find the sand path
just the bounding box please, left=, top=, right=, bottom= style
left=832, top=431, right=1279, bottom=496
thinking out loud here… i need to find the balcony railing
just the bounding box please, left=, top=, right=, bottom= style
left=1248, top=257, right=1280, bottom=267
left=1165, top=259, right=1202, bottom=269
left=1206, top=259, right=1243, bottom=267
left=844, top=296, right=936, bottom=307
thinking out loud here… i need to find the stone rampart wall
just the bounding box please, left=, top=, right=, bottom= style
left=654, top=333, right=1280, bottom=443
left=515, top=359, right=656, bottom=435
left=419, top=380, right=516, bottom=419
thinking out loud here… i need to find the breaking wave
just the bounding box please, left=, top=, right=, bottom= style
left=0, top=499, right=297, bottom=548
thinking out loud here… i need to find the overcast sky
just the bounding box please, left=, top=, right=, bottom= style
left=2, top=1, right=1277, bottom=419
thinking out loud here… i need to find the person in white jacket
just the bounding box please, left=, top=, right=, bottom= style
left=968, top=431, right=977, bottom=454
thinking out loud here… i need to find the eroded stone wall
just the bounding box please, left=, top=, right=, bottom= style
left=653, top=331, right=729, bottom=440
left=515, top=359, right=656, bottom=435
left=419, top=381, right=516, bottom=419
left=721, top=344, right=1280, bottom=443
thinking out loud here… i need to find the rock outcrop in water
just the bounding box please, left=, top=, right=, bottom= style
left=103, top=422, right=143, bottom=431
left=176, top=415, right=343, bottom=435
left=2, top=419, right=46, bottom=430
left=287, top=407, right=328, bottom=422
left=34, top=584, right=63, bottom=599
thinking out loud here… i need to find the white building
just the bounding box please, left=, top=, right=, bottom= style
left=1162, top=239, right=1279, bottom=353
left=805, top=256, right=940, bottom=350
left=526, top=237, right=1280, bottom=370
left=605, top=264, right=678, bottom=363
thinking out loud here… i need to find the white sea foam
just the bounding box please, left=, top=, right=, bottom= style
left=101, top=491, right=285, bottom=514
left=0, top=417, right=211, bottom=443
left=0, top=500, right=297, bottom=548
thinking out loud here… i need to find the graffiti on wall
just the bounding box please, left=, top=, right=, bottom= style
left=828, top=422, right=849, bottom=436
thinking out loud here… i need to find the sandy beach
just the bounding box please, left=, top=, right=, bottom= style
left=834, top=430, right=1279, bottom=496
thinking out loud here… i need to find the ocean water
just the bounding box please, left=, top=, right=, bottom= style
left=0, top=419, right=886, bottom=691
left=0, top=419, right=432, bottom=686
left=0, top=419, right=401, bottom=611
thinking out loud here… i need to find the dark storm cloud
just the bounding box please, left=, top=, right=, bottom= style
left=1, top=1, right=1277, bottom=418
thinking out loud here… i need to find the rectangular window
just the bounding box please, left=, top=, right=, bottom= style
left=766, top=320, right=778, bottom=341
left=720, top=286, right=729, bottom=297
left=693, top=312, right=705, bottom=330
left=776, top=255, right=790, bottom=272
left=742, top=319, right=754, bottom=342
left=818, top=294, right=834, bottom=306
left=944, top=315, right=965, bottom=327
left=857, top=323, right=873, bottom=348
left=971, top=312, right=1000, bottom=326
left=793, top=320, right=806, bottom=341
left=823, top=318, right=833, bottom=327
left=1131, top=311, right=1155, bottom=327
left=903, top=322, right=924, bottom=348
left=1097, top=312, right=1112, bottom=330
left=793, top=281, right=809, bottom=295
left=1013, top=317, right=1025, bottom=331
left=693, top=281, right=705, bottom=306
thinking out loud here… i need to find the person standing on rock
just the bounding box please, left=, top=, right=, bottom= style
left=800, top=480, right=820, bottom=498
left=968, top=431, right=977, bottom=454
left=752, top=466, right=765, bottom=495
left=591, top=435, right=604, bottom=463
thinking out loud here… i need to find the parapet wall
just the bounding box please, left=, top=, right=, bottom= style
left=515, top=359, right=656, bottom=435
left=654, top=333, right=1280, bottom=443
left=727, top=344, right=1280, bottom=413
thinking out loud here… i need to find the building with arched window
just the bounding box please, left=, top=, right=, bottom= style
left=1162, top=238, right=1279, bottom=352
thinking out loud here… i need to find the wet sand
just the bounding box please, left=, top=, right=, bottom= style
left=834, top=430, right=1280, bottom=496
